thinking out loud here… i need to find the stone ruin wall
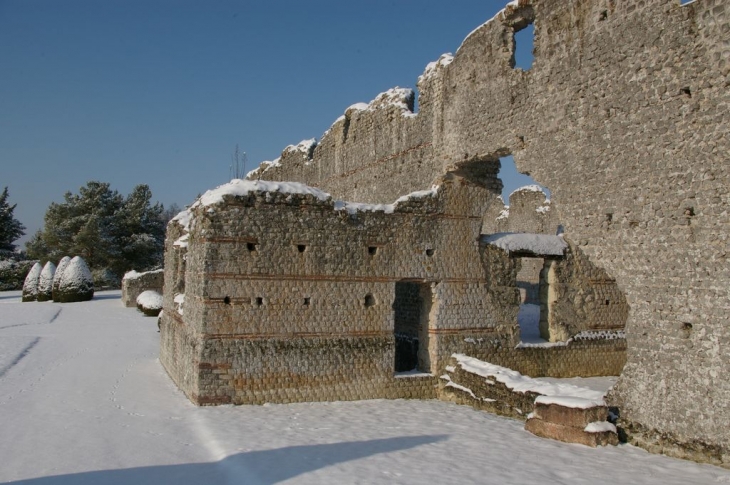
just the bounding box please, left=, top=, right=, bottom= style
left=121, top=269, right=164, bottom=307
left=160, top=174, right=625, bottom=407
left=160, top=176, right=518, bottom=404
left=249, top=0, right=730, bottom=463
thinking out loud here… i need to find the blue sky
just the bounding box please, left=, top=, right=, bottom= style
left=1, top=0, right=538, bottom=246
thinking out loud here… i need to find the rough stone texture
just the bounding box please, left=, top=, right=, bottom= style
left=525, top=418, right=618, bottom=447
left=122, top=269, right=164, bottom=307
left=539, top=243, right=629, bottom=342
left=247, top=0, right=729, bottom=463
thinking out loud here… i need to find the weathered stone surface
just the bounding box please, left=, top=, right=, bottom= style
left=532, top=401, right=608, bottom=429
left=122, top=269, right=164, bottom=307
left=245, top=0, right=729, bottom=463
left=525, top=417, right=618, bottom=447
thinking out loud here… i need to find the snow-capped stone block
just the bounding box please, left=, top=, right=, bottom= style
left=136, top=290, right=163, bottom=317
left=55, top=256, right=94, bottom=303
left=37, top=261, right=56, bottom=302
left=52, top=256, right=71, bottom=302
left=22, top=262, right=42, bottom=302
left=532, top=399, right=609, bottom=428
left=122, top=269, right=164, bottom=307
left=525, top=416, right=618, bottom=447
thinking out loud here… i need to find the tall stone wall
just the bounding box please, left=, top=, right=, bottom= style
left=248, top=0, right=730, bottom=462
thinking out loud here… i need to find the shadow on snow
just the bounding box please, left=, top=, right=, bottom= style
left=7, top=435, right=448, bottom=485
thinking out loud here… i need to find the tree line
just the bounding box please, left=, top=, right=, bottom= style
left=1, top=182, right=179, bottom=284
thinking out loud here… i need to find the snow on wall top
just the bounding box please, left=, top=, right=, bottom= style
left=171, top=209, right=192, bottom=231
left=482, top=232, right=567, bottom=256
left=123, top=269, right=164, bottom=281
left=334, top=185, right=440, bottom=215
left=194, top=179, right=332, bottom=209
left=458, top=0, right=520, bottom=53
left=453, top=354, right=606, bottom=408
left=284, top=138, right=317, bottom=157
left=509, top=184, right=549, bottom=198
left=418, top=53, right=454, bottom=84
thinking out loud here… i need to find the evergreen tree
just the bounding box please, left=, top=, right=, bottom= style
left=26, top=181, right=167, bottom=278
left=0, top=187, right=26, bottom=252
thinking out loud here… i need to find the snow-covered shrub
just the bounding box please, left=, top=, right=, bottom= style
left=55, top=256, right=94, bottom=303
left=136, top=290, right=163, bottom=316
left=22, top=262, right=43, bottom=302
left=37, top=261, right=56, bottom=302
left=52, top=256, right=71, bottom=302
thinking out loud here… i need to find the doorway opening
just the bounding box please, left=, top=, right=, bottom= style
left=393, top=282, right=432, bottom=373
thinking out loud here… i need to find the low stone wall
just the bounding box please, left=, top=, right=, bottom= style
left=121, top=269, right=164, bottom=307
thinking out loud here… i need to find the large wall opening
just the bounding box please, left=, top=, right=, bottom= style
left=393, top=282, right=432, bottom=373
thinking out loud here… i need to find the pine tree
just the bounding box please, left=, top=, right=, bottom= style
left=26, top=181, right=167, bottom=280
left=0, top=187, right=26, bottom=252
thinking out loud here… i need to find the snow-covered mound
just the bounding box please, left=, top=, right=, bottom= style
left=136, top=290, right=163, bottom=317
left=21, top=262, right=42, bottom=302
left=52, top=256, right=71, bottom=302
left=56, top=256, right=94, bottom=303
left=37, top=261, right=56, bottom=302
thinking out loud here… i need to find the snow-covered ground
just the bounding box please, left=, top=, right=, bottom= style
left=1, top=291, right=729, bottom=484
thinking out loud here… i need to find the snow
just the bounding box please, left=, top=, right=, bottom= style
left=335, top=186, right=440, bottom=215
left=172, top=209, right=192, bottom=231
left=585, top=421, right=618, bottom=434
left=509, top=184, right=547, bottom=197
left=418, top=53, right=454, bottom=83
left=123, top=269, right=164, bottom=281
left=22, top=262, right=42, bottom=295
left=136, top=290, right=163, bottom=310
left=453, top=354, right=607, bottom=407
left=342, top=88, right=415, bottom=119
left=346, top=102, right=370, bottom=112
left=38, top=261, right=56, bottom=295
left=0, top=292, right=728, bottom=484
left=496, top=206, right=510, bottom=221
left=174, top=233, right=189, bottom=248
left=284, top=138, right=317, bottom=156
left=535, top=395, right=606, bottom=410
left=58, top=256, right=93, bottom=288
left=482, top=232, right=568, bottom=256
left=174, top=293, right=185, bottom=315
left=194, top=179, right=332, bottom=209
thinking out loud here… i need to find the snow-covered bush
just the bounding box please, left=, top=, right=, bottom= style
left=22, top=262, right=43, bottom=302
left=52, top=256, right=71, bottom=302
left=37, top=261, right=56, bottom=302
left=55, top=256, right=94, bottom=303
left=136, top=290, right=163, bottom=316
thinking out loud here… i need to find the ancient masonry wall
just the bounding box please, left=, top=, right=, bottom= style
left=247, top=0, right=730, bottom=463
left=160, top=175, right=624, bottom=406
left=121, top=269, right=164, bottom=307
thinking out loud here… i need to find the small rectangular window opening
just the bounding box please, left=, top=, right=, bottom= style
left=368, top=246, right=378, bottom=255
left=247, top=242, right=258, bottom=252
left=255, top=297, right=263, bottom=306
left=297, top=244, right=306, bottom=253
left=304, top=297, right=311, bottom=307
left=513, top=22, right=535, bottom=70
